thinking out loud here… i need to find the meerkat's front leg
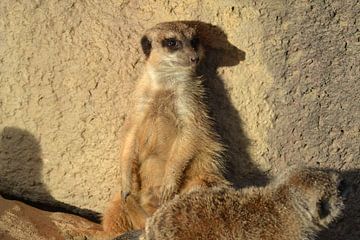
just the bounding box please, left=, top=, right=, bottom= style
left=160, top=133, right=197, bottom=203
left=120, top=126, right=138, bottom=200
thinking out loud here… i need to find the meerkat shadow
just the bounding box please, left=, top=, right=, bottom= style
left=318, top=169, right=360, bottom=240
left=0, top=126, right=100, bottom=223
left=185, top=21, right=269, bottom=188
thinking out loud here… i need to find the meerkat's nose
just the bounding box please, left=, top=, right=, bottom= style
left=190, top=56, right=199, bottom=64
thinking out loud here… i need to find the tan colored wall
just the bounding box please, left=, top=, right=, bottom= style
left=1, top=0, right=359, bottom=239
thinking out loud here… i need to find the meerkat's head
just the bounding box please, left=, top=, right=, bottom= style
left=140, top=21, right=204, bottom=73
left=279, top=167, right=349, bottom=229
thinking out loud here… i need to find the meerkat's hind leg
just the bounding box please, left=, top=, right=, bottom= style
left=102, top=193, right=148, bottom=236
left=102, top=193, right=132, bottom=235
left=126, top=195, right=150, bottom=229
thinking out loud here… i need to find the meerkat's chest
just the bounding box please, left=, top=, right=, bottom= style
left=135, top=91, right=189, bottom=156
left=138, top=90, right=190, bottom=124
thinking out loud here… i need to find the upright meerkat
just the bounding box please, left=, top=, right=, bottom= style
left=114, top=166, right=348, bottom=240
left=102, top=21, right=230, bottom=236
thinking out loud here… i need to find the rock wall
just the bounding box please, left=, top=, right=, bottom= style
left=0, top=0, right=359, bottom=239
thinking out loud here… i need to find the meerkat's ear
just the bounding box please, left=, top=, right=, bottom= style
left=141, top=35, right=152, bottom=58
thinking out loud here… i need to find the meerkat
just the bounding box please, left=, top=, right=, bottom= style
left=113, top=166, right=348, bottom=240
left=102, top=21, right=230, bottom=236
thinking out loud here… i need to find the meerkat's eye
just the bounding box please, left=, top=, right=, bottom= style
left=166, top=38, right=177, bottom=47
left=190, top=37, right=200, bottom=50
left=162, top=38, right=181, bottom=51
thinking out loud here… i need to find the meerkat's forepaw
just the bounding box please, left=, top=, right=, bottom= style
left=160, top=183, right=177, bottom=204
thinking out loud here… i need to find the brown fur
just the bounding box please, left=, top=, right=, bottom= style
left=102, top=21, right=230, bottom=236
left=132, top=166, right=346, bottom=240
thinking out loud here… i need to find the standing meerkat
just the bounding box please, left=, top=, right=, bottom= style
left=102, top=21, right=230, bottom=236
left=114, top=166, right=348, bottom=240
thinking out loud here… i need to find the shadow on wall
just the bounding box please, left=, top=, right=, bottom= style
left=182, top=22, right=359, bottom=239
left=186, top=21, right=269, bottom=188
left=318, top=169, right=360, bottom=240
left=0, top=126, right=100, bottom=223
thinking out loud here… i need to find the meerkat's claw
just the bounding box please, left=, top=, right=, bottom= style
left=121, top=190, right=131, bottom=201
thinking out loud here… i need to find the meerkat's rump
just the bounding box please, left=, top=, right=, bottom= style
left=135, top=167, right=348, bottom=240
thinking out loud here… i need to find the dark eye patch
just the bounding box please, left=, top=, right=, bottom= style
left=162, top=38, right=182, bottom=51
left=190, top=37, right=200, bottom=50
left=318, top=198, right=330, bottom=219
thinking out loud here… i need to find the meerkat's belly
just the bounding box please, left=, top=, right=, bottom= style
left=137, top=107, right=178, bottom=185
left=136, top=108, right=178, bottom=213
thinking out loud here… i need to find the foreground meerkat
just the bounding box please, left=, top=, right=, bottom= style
left=102, top=21, right=230, bottom=236
left=114, top=166, right=348, bottom=240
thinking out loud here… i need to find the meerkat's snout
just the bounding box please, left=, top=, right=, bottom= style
left=190, top=54, right=199, bottom=64
left=187, top=37, right=201, bottom=65
left=160, top=36, right=203, bottom=67
left=186, top=49, right=200, bottom=66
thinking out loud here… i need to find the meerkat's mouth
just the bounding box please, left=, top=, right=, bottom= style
left=160, top=56, right=199, bottom=68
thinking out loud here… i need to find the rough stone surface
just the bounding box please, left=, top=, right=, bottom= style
left=0, top=0, right=359, bottom=239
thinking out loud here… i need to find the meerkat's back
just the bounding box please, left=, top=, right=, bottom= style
left=138, top=167, right=348, bottom=240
